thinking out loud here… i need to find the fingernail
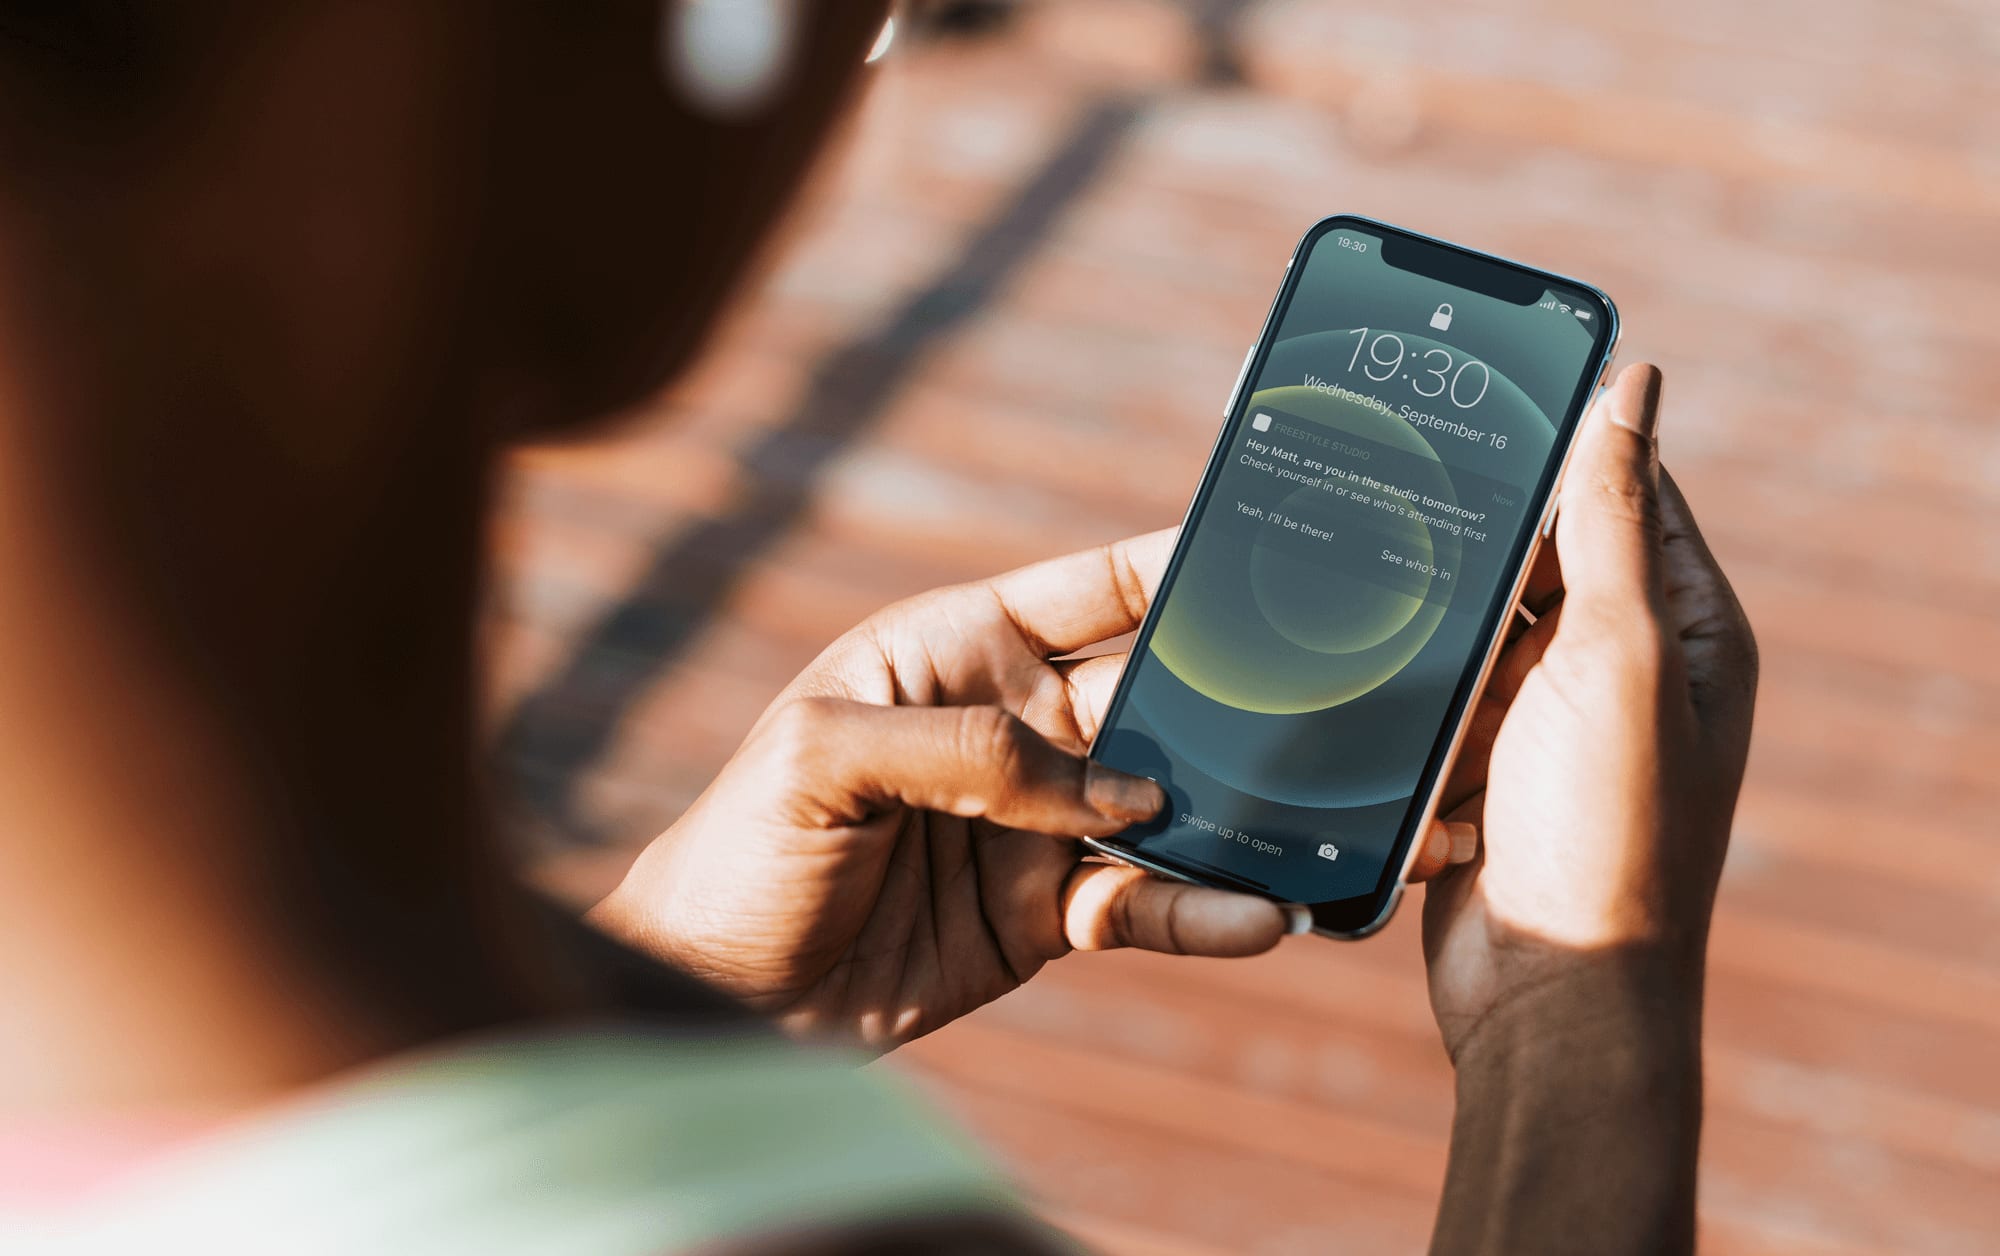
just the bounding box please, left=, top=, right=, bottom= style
left=1426, top=822, right=1452, bottom=864
left=1281, top=903, right=1314, bottom=935
left=1085, top=763, right=1165, bottom=821
left=1606, top=365, right=1662, bottom=442
left=1446, top=821, right=1479, bottom=864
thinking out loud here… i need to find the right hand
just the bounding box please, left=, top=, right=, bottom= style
left=1420, top=364, right=1759, bottom=1060
left=592, top=534, right=1292, bottom=1052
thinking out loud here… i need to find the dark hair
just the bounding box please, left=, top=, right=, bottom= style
left=1, top=1, right=133, bottom=57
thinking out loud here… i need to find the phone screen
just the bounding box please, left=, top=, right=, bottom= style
left=1091, top=217, right=1613, bottom=930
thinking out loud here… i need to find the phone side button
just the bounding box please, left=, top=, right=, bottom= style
left=1540, top=490, right=1560, bottom=540
left=1224, top=345, right=1255, bottom=418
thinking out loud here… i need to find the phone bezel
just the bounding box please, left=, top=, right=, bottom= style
left=1083, top=213, right=1620, bottom=939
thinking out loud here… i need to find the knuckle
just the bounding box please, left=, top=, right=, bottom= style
left=850, top=607, right=910, bottom=656
left=762, top=696, right=841, bottom=767
left=956, top=704, right=1028, bottom=776
left=896, top=585, right=957, bottom=622
left=1737, top=611, right=1761, bottom=685
left=859, top=587, right=947, bottom=644
left=1110, top=880, right=1145, bottom=949
left=1105, top=544, right=1151, bottom=626
left=1696, top=600, right=1759, bottom=674
left=1720, top=605, right=1760, bottom=703
left=1103, top=881, right=1187, bottom=954
left=1680, top=587, right=1760, bottom=705
left=1717, top=584, right=1758, bottom=664
left=1160, top=889, right=1191, bottom=955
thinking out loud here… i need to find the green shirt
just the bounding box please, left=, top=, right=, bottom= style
left=10, top=1026, right=1026, bottom=1254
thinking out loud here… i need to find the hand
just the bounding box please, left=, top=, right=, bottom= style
left=1421, top=363, right=1759, bottom=1059
left=594, top=537, right=1333, bottom=1049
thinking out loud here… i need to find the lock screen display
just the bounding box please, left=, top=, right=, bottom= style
left=1093, top=219, right=1610, bottom=915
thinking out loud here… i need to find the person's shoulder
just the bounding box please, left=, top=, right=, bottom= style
left=41, top=1023, right=1068, bottom=1256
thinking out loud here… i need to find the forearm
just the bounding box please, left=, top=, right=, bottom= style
left=1430, top=959, right=1704, bottom=1256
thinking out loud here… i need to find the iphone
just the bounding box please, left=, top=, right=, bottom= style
left=1087, top=215, right=1618, bottom=937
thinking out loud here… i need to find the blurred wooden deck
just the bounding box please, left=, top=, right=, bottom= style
left=488, top=3, right=2000, bottom=1252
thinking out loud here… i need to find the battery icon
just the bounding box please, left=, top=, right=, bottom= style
left=1574, top=309, right=1592, bottom=321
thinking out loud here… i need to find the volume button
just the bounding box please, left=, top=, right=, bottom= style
left=1225, top=345, right=1255, bottom=418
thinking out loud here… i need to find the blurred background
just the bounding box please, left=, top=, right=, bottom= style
left=488, top=2, right=2000, bottom=1252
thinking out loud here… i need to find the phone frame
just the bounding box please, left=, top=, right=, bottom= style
left=1083, top=213, right=1620, bottom=939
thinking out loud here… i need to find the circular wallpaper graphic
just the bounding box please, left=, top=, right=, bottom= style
left=1251, top=476, right=1436, bottom=655
left=1151, top=383, right=1458, bottom=715
left=1134, top=327, right=1555, bottom=808
left=1150, top=328, right=1544, bottom=719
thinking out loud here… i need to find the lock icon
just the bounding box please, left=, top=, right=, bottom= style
left=1429, top=303, right=1454, bottom=331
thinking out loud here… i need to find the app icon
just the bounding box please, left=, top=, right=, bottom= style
left=1251, top=411, right=1272, bottom=432
left=1317, top=842, right=1340, bottom=861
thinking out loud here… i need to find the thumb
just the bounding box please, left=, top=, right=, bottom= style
left=1555, top=364, right=1666, bottom=621
left=754, top=697, right=1165, bottom=836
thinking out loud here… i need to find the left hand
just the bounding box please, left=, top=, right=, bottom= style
left=596, top=532, right=1448, bottom=1050
left=1417, top=367, right=1757, bottom=1064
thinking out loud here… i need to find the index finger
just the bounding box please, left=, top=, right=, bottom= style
left=982, top=528, right=1177, bottom=658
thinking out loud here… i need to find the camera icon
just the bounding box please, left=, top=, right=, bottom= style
left=1316, top=842, right=1340, bottom=862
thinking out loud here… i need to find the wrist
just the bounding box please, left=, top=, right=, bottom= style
left=1434, top=951, right=1705, bottom=1256
left=586, top=850, right=708, bottom=983
left=1447, top=949, right=1705, bottom=1205
left=1450, top=944, right=1703, bottom=1071
left=1451, top=973, right=1703, bottom=1128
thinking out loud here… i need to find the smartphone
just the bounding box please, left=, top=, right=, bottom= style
left=1086, top=215, right=1618, bottom=938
